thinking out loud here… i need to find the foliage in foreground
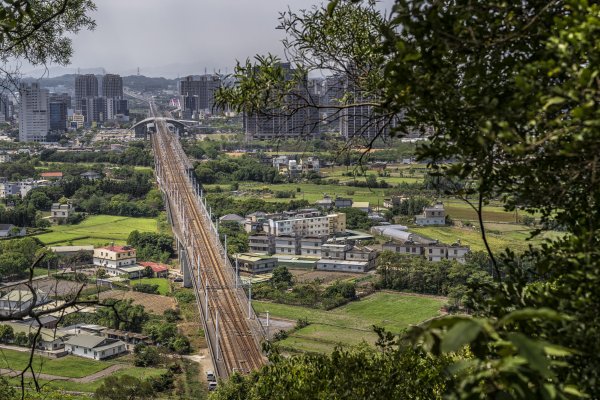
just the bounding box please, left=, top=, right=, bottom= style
left=216, top=0, right=600, bottom=397
left=212, top=335, right=450, bottom=400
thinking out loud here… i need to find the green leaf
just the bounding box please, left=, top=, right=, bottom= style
left=498, top=308, right=565, bottom=327
left=507, top=333, right=551, bottom=378
left=440, top=319, right=482, bottom=353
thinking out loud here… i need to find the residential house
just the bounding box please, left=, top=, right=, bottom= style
left=316, top=244, right=377, bottom=273
left=299, top=236, right=327, bottom=257
left=0, top=182, right=19, bottom=198
left=320, top=242, right=352, bottom=260
left=300, top=157, right=320, bottom=173
left=334, top=197, right=353, bottom=209
left=40, top=171, right=63, bottom=180
left=274, top=235, right=300, bottom=255
left=116, top=265, right=145, bottom=279
left=219, top=214, right=245, bottom=224
left=93, top=245, right=136, bottom=276
left=50, top=245, right=94, bottom=257
left=0, top=224, right=26, bottom=238
left=64, top=334, right=127, bottom=360
left=268, top=213, right=346, bottom=237
left=415, top=202, right=446, bottom=226
left=383, top=195, right=407, bottom=209
left=138, top=261, right=169, bottom=278
left=352, top=201, right=371, bottom=213
left=235, top=253, right=278, bottom=274
left=345, top=245, right=377, bottom=269
left=315, top=195, right=333, bottom=210
left=382, top=240, right=425, bottom=256
left=80, top=171, right=102, bottom=180
left=248, top=233, right=275, bottom=255
left=50, top=203, right=73, bottom=223
left=447, top=242, right=470, bottom=263
left=0, top=289, right=49, bottom=317
left=102, top=329, right=151, bottom=350
left=0, top=152, right=11, bottom=163
left=426, top=243, right=448, bottom=262
left=1, top=322, right=66, bottom=351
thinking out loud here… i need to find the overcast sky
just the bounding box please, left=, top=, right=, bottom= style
left=23, top=0, right=394, bottom=78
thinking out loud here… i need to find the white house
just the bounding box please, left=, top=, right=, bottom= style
left=2, top=321, right=66, bottom=351
left=50, top=203, right=74, bottom=223
left=0, top=289, right=49, bottom=317
left=235, top=254, right=278, bottom=274
left=93, top=245, right=137, bottom=275
left=64, top=334, right=126, bottom=360
left=0, top=224, right=26, bottom=238
left=415, top=202, right=446, bottom=226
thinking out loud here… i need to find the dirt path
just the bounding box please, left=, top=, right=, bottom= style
left=0, top=363, right=126, bottom=383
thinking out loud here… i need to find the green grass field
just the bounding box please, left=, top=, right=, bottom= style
left=254, top=292, right=444, bottom=353
left=134, top=278, right=170, bottom=295
left=1, top=348, right=166, bottom=393
left=11, top=367, right=167, bottom=393
left=0, top=349, right=112, bottom=378
left=33, top=215, right=161, bottom=246
left=233, top=182, right=388, bottom=205
left=409, top=225, right=559, bottom=253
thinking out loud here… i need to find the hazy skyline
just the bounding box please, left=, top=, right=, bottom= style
left=23, top=0, right=393, bottom=79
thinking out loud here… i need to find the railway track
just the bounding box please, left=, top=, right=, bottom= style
left=149, top=104, right=265, bottom=377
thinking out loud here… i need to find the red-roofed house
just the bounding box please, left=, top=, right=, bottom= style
left=93, top=245, right=137, bottom=276
left=138, top=262, right=169, bottom=278
left=40, top=171, right=63, bottom=179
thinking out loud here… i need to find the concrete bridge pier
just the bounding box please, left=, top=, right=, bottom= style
left=180, top=246, right=192, bottom=288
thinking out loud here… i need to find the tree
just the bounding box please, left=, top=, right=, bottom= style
left=0, top=325, right=14, bottom=343
left=133, top=343, right=160, bottom=367
left=214, top=0, right=599, bottom=397
left=94, top=375, right=155, bottom=400
left=0, top=0, right=95, bottom=94
left=96, top=299, right=149, bottom=333
left=213, top=336, right=450, bottom=399
left=270, top=265, right=293, bottom=287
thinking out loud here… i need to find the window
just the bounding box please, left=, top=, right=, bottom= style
left=429, top=249, right=432, bottom=254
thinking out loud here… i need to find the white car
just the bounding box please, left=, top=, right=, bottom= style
left=208, top=381, right=218, bottom=391
left=206, top=371, right=216, bottom=382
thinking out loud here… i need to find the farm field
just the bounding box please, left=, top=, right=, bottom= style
left=98, top=289, right=176, bottom=315
left=0, top=349, right=113, bottom=378
left=32, top=215, right=161, bottom=246
left=443, top=199, right=519, bottom=223
left=409, top=225, right=558, bottom=253
left=254, top=292, right=444, bottom=353
left=233, top=182, right=388, bottom=205
left=134, top=277, right=171, bottom=295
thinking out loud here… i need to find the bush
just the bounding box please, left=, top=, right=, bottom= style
left=133, top=283, right=160, bottom=294
left=273, top=330, right=289, bottom=341
left=134, top=343, right=161, bottom=367
left=173, top=290, right=195, bottom=304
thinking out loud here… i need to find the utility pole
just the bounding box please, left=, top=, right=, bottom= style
left=215, top=310, right=220, bottom=360
left=205, top=286, right=209, bottom=321
left=248, top=282, right=252, bottom=319
left=266, top=311, right=270, bottom=339
left=235, top=256, right=239, bottom=289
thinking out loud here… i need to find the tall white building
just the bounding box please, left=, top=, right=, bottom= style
left=19, top=82, right=49, bottom=142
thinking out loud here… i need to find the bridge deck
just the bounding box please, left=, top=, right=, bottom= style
left=150, top=102, right=265, bottom=378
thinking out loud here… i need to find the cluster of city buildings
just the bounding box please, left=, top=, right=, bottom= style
left=242, top=63, right=397, bottom=141
left=16, top=73, right=129, bottom=142
left=178, top=74, right=223, bottom=119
